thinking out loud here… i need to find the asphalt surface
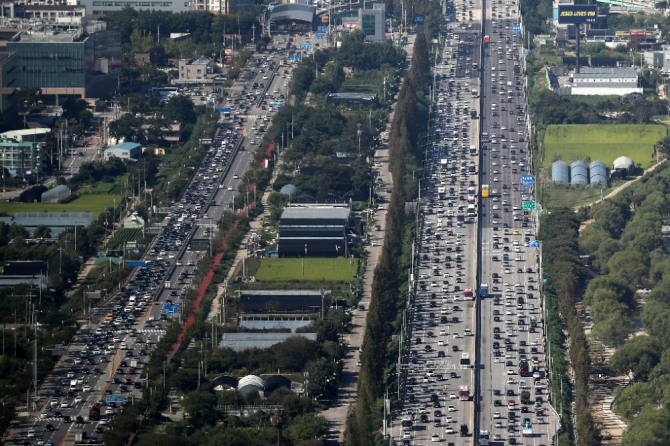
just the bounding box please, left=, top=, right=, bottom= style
left=392, top=0, right=558, bottom=444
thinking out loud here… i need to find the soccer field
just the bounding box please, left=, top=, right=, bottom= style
left=256, top=258, right=359, bottom=282
left=542, top=124, right=667, bottom=169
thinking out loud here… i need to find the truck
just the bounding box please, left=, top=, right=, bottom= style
left=464, top=288, right=474, bottom=301
left=89, top=403, right=101, bottom=421
left=520, top=390, right=531, bottom=405
left=483, top=35, right=490, bottom=45
left=479, top=430, right=490, bottom=445
left=522, top=419, right=533, bottom=436
left=479, top=283, right=489, bottom=297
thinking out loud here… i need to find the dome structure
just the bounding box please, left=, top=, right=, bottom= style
left=570, top=160, right=589, bottom=186
left=551, top=160, right=569, bottom=185
left=613, top=156, right=634, bottom=171
left=237, top=375, right=265, bottom=398
left=279, top=184, right=298, bottom=196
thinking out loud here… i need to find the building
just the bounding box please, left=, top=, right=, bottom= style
left=177, top=58, right=214, bottom=84
left=269, top=3, right=316, bottom=33
left=41, top=184, right=71, bottom=203
left=326, top=92, right=377, bottom=105
left=278, top=204, right=350, bottom=257
left=76, top=0, right=190, bottom=16
left=570, top=67, right=642, bottom=96
left=612, top=155, right=635, bottom=178
left=0, top=52, right=16, bottom=113
left=0, top=211, right=94, bottom=236
left=220, top=332, right=318, bottom=352
left=122, top=212, right=145, bottom=229
left=0, top=128, right=51, bottom=142
left=358, top=3, right=386, bottom=42
left=191, top=0, right=255, bottom=13
left=6, top=24, right=121, bottom=101
left=104, top=142, right=141, bottom=161
left=19, top=5, right=86, bottom=24
left=237, top=289, right=331, bottom=331
left=0, top=138, right=43, bottom=176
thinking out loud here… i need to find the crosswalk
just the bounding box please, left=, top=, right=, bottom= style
left=136, top=329, right=166, bottom=334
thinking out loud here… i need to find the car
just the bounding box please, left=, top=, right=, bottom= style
left=431, top=434, right=440, bottom=442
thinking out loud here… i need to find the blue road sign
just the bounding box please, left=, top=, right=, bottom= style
left=529, top=240, right=540, bottom=248
left=105, top=395, right=126, bottom=404
left=289, top=54, right=300, bottom=61
left=521, top=175, right=534, bottom=186
left=126, top=261, right=146, bottom=267
left=315, top=33, right=326, bottom=39
left=317, top=25, right=328, bottom=31
left=164, top=304, right=176, bottom=314
left=272, top=102, right=283, bottom=108
left=512, top=24, right=521, bottom=34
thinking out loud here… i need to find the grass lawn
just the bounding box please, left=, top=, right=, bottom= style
left=542, top=124, right=666, bottom=169
left=0, top=194, right=118, bottom=217
left=540, top=184, right=605, bottom=210
left=256, top=257, right=359, bottom=282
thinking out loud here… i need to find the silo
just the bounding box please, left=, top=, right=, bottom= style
left=551, top=160, right=570, bottom=185
left=589, top=160, right=608, bottom=187
left=570, top=160, right=589, bottom=186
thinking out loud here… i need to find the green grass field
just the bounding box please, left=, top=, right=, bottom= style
left=542, top=124, right=667, bottom=169
left=256, top=257, right=359, bottom=282
left=0, top=194, right=118, bottom=217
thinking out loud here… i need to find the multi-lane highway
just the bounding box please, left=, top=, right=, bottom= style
left=475, top=0, right=555, bottom=444
left=5, top=39, right=309, bottom=446
left=394, top=0, right=557, bottom=444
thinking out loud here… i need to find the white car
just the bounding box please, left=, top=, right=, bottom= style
left=431, top=434, right=440, bottom=442
left=74, top=395, right=83, bottom=403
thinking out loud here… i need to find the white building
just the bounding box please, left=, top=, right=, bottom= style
left=570, top=67, right=642, bottom=96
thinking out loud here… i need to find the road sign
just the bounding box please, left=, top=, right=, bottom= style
left=289, top=54, right=300, bottom=61
left=298, top=43, right=312, bottom=50
left=521, top=201, right=536, bottom=211
left=105, top=395, right=126, bottom=404
left=528, top=240, right=539, bottom=248
left=317, top=25, right=328, bottom=31
left=315, top=33, right=326, bottom=39
left=521, top=175, right=534, bottom=186
left=512, top=24, right=521, bottom=34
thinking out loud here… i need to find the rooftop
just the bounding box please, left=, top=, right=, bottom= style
left=573, top=67, right=638, bottom=78
left=281, top=205, right=351, bottom=221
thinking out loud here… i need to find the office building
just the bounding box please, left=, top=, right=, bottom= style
left=76, top=0, right=190, bottom=17
left=358, top=3, right=385, bottom=42
left=177, top=58, right=213, bottom=84
left=0, top=138, right=42, bottom=176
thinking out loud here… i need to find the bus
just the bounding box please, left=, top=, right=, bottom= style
left=467, top=204, right=476, bottom=217
left=464, top=288, right=474, bottom=300
left=481, top=184, right=489, bottom=198
left=479, top=283, right=489, bottom=297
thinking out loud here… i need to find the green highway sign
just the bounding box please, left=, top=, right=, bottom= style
left=522, top=201, right=536, bottom=211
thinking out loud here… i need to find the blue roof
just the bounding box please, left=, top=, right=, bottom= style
left=111, top=142, right=141, bottom=150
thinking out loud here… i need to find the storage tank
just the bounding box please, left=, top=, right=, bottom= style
left=589, top=160, right=608, bottom=187
left=551, top=160, right=570, bottom=185
left=570, top=160, right=589, bottom=186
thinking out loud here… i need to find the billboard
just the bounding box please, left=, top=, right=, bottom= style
left=557, top=5, right=597, bottom=24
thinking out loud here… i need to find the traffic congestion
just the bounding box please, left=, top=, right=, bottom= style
left=395, top=0, right=556, bottom=443
left=6, top=37, right=309, bottom=446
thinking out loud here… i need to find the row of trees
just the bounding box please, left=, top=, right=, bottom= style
left=344, top=22, right=436, bottom=446
left=576, top=162, right=670, bottom=445
left=540, top=209, right=599, bottom=446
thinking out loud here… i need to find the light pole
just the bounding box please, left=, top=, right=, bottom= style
left=357, top=123, right=362, bottom=155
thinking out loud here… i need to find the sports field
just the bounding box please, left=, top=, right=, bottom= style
left=256, top=257, right=359, bottom=282
left=542, top=124, right=667, bottom=169
left=0, top=194, right=118, bottom=217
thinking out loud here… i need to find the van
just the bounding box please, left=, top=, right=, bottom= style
left=128, top=295, right=136, bottom=304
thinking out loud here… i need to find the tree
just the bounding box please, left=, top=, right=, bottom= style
left=606, top=250, right=649, bottom=288
left=163, top=94, right=196, bottom=125
left=285, top=413, right=328, bottom=445
left=609, top=335, right=662, bottom=381
left=182, top=389, right=217, bottom=428
left=621, top=407, right=670, bottom=446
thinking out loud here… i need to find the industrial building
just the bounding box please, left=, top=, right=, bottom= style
left=41, top=185, right=71, bottom=203
left=277, top=204, right=350, bottom=257
left=551, top=159, right=609, bottom=187
left=0, top=211, right=94, bottom=236
left=237, top=289, right=331, bottom=331
left=104, top=142, right=142, bottom=161
left=570, top=67, right=642, bottom=96
left=269, top=3, right=316, bottom=33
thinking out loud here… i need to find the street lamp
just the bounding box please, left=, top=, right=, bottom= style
left=357, top=123, right=362, bottom=155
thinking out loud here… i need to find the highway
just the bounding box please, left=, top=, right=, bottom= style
left=475, top=0, right=556, bottom=443
left=393, top=0, right=559, bottom=444
left=5, top=38, right=309, bottom=446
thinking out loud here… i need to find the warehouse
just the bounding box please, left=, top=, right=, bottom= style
left=278, top=204, right=351, bottom=257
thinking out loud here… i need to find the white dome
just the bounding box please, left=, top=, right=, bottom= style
left=613, top=156, right=634, bottom=170
left=237, top=375, right=265, bottom=390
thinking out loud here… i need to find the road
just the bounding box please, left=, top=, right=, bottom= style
left=475, top=0, right=557, bottom=444
left=4, top=39, right=307, bottom=446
